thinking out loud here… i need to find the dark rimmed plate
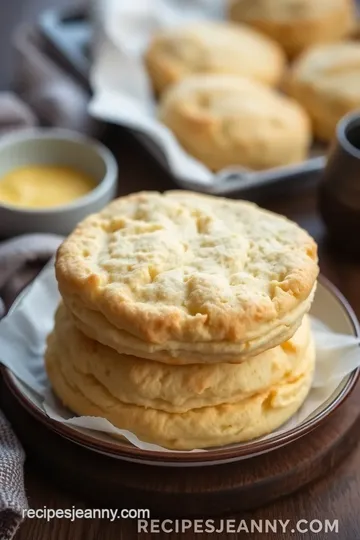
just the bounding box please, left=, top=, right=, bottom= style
left=1, top=275, right=359, bottom=467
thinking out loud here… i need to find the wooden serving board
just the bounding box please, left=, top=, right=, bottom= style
left=1, top=374, right=360, bottom=518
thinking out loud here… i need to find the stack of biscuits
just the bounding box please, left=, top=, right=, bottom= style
left=142, top=0, right=359, bottom=170
left=45, top=191, right=319, bottom=450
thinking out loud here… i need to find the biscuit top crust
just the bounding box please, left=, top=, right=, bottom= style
left=229, top=0, right=352, bottom=22
left=159, top=75, right=310, bottom=141
left=145, top=21, right=285, bottom=86
left=55, top=191, right=318, bottom=344
left=288, top=42, right=360, bottom=101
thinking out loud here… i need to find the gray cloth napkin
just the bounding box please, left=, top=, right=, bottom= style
left=0, top=235, right=63, bottom=318
left=13, top=24, right=99, bottom=137
left=0, top=412, right=28, bottom=540
left=0, top=93, right=37, bottom=137
left=0, top=234, right=63, bottom=540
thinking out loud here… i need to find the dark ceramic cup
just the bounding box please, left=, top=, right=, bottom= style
left=318, top=110, right=360, bottom=254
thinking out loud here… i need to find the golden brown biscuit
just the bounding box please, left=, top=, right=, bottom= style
left=46, top=304, right=312, bottom=413
left=158, top=74, right=311, bottom=171
left=144, top=21, right=286, bottom=94
left=55, top=191, right=318, bottom=363
left=285, top=41, right=360, bottom=142
left=45, top=327, right=315, bottom=450
left=65, top=288, right=315, bottom=365
left=229, top=0, right=355, bottom=58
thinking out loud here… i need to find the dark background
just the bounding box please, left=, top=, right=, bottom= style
left=0, top=0, right=71, bottom=89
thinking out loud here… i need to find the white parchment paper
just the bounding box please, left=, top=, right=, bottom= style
left=0, top=262, right=359, bottom=454
left=88, top=0, right=228, bottom=188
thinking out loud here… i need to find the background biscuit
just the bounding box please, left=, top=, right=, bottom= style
left=145, top=21, right=286, bottom=94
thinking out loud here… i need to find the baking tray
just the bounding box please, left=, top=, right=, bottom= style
left=38, top=5, right=327, bottom=195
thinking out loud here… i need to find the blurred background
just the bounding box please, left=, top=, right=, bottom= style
left=0, top=0, right=359, bottom=238
left=0, top=0, right=72, bottom=88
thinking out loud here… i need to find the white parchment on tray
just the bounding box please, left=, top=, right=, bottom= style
left=88, top=0, right=226, bottom=191
left=0, top=261, right=359, bottom=453
left=88, top=0, right=326, bottom=193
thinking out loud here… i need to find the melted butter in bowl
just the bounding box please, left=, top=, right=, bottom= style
left=0, top=128, right=118, bottom=237
left=0, top=165, right=97, bottom=209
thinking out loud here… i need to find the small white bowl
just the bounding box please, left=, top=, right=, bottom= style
left=0, top=128, right=118, bottom=237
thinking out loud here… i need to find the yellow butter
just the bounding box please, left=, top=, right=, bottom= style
left=0, top=165, right=96, bottom=209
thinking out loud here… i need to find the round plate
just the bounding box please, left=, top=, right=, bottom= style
left=2, top=275, right=359, bottom=467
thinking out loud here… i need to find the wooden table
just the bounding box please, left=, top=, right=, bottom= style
left=2, top=2, right=360, bottom=539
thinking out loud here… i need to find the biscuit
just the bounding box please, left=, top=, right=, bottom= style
left=285, top=41, right=360, bottom=142
left=55, top=191, right=318, bottom=363
left=46, top=304, right=312, bottom=413
left=144, top=21, right=286, bottom=94
left=229, top=0, right=355, bottom=58
left=45, top=329, right=315, bottom=450
left=65, top=289, right=315, bottom=364
left=158, top=75, right=311, bottom=171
